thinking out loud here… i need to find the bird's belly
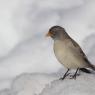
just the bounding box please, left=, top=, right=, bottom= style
left=54, top=45, right=85, bottom=69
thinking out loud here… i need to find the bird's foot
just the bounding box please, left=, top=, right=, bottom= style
left=69, top=73, right=80, bottom=79
left=60, top=73, right=70, bottom=80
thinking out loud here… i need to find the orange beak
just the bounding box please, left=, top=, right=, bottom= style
left=46, top=31, right=53, bottom=37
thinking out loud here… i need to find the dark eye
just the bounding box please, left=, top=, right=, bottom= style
left=53, top=32, right=56, bottom=36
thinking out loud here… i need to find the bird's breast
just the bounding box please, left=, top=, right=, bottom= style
left=53, top=40, right=86, bottom=69
left=54, top=40, right=69, bottom=63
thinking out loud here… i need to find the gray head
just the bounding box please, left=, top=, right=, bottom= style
left=46, top=26, right=69, bottom=40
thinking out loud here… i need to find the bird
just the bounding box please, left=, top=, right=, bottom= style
left=46, top=25, right=95, bottom=80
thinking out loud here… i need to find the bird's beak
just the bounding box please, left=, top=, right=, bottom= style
left=46, top=31, right=52, bottom=37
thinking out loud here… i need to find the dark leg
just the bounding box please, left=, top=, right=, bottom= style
left=60, top=69, right=70, bottom=80
left=71, top=68, right=79, bottom=79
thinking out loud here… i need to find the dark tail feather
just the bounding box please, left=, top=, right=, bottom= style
left=80, top=68, right=92, bottom=73
left=90, top=64, right=95, bottom=71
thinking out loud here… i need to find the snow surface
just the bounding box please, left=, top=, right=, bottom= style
left=0, top=73, right=58, bottom=95
left=0, top=72, right=95, bottom=95
left=40, top=73, right=95, bottom=95
left=0, top=0, right=95, bottom=95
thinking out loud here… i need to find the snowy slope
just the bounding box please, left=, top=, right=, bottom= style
left=40, top=73, right=95, bottom=95
left=0, top=72, right=95, bottom=95
left=0, top=73, right=58, bottom=95
left=0, top=0, right=95, bottom=94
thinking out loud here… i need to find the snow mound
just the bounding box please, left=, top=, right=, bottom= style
left=11, top=73, right=57, bottom=95
left=40, top=73, right=95, bottom=95
left=0, top=72, right=95, bottom=95
left=0, top=89, right=11, bottom=95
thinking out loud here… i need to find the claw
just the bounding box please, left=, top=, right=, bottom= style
left=60, top=73, right=70, bottom=80
left=69, top=73, right=80, bottom=79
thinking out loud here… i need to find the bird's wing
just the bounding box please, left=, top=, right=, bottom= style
left=69, top=38, right=90, bottom=64
left=69, top=38, right=95, bottom=70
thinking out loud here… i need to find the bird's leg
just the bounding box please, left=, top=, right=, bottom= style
left=60, top=69, right=70, bottom=80
left=70, top=68, right=79, bottom=79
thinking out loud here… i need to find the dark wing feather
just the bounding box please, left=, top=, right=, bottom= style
left=69, top=38, right=95, bottom=70
left=69, top=38, right=91, bottom=64
left=80, top=68, right=92, bottom=73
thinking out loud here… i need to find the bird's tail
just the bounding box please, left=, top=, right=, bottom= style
left=89, top=64, right=95, bottom=71
left=80, top=68, right=92, bottom=73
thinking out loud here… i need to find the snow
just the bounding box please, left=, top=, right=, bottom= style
left=0, top=37, right=62, bottom=90
left=0, top=73, right=58, bottom=95
left=40, top=73, right=95, bottom=95
left=0, top=89, right=11, bottom=95
left=11, top=73, right=57, bottom=95
left=0, top=72, right=95, bottom=95
left=0, top=0, right=95, bottom=95
left=82, top=34, right=95, bottom=63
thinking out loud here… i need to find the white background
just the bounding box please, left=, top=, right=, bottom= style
left=0, top=0, right=95, bottom=94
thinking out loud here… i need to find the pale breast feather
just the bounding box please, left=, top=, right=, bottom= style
left=53, top=39, right=88, bottom=69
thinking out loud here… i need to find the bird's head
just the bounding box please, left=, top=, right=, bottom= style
left=46, top=26, right=67, bottom=40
